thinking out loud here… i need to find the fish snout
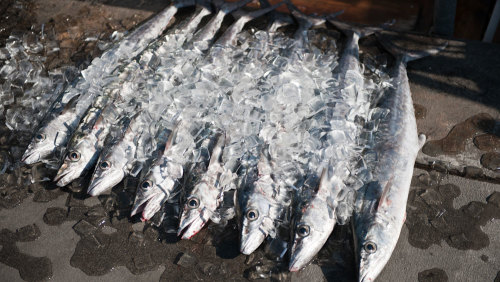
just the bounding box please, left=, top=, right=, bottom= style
left=240, top=230, right=266, bottom=255
left=21, top=150, right=41, bottom=165
left=178, top=214, right=206, bottom=240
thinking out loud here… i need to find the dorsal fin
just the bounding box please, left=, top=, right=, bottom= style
left=377, top=175, right=395, bottom=211
left=208, top=133, right=225, bottom=167
left=314, top=167, right=328, bottom=194
left=61, top=95, right=80, bottom=114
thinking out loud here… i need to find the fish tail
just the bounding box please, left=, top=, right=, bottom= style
left=376, top=33, right=448, bottom=63
left=286, top=0, right=328, bottom=29
left=235, top=1, right=285, bottom=24
left=173, top=0, right=196, bottom=8
left=219, top=0, right=253, bottom=13
left=328, top=20, right=380, bottom=39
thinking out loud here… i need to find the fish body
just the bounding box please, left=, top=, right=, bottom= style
left=87, top=113, right=145, bottom=196
left=239, top=149, right=288, bottom=254
left=354, top=35, right=445, bottom=282
left=21, top=0, right=192, bottom=164
left=178, top=133, right=228, bottom=239
left=289, top=168, right=340, bottom=271
left=131, top=124, right=183, bottom=220
left=54, top=94, right=119, bottom=186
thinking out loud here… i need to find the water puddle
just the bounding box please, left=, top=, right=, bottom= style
left=0, top=224, right=53, bottom=281
left=422, top=113, right=496, bottom=157
left=406, top=171, right=500, bottom=250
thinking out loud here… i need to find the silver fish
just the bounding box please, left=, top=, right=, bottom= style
left=353, top=34, right=446, bottom=282
left=239, top=148, right=288, bottom=255
left=178, top=133, right=228, bottom=239
left=53, top=95, right=120, bottom=187
left=131, top=123, right=183, bottom=220
left=289, top=21, right=375, bottom=271
left=87, top=112, right=145, bottom=196
left=289, top=167, right=339, bottom=271
left=21, top=0, right=193, bottom=164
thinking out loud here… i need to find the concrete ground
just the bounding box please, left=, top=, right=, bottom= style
left=0, top=0, right=499, bottom=281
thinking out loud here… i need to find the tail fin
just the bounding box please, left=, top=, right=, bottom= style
left=328, top=20, right=380, bottom=39
left=173, top=0, right=196, bottom=8
left=286, top=1, right=326, bottom=31
left=376, top=33, right=448, bottom=63
left=219, top=0, right=253, bottom=13
left=208, top=133, right=226, bottom=167
left=233, top=1, right=285, bottom=24
left=260, top=0, right=294, bottom=32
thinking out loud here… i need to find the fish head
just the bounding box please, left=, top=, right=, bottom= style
left=239, top=192, right=272, bottom=255
left=22, top=126, right=65, bottom=164
left=356, top=220, right=394, bottom=282
left=54, top=138, right=96, bottom=187
left=178, top=181, right=214, bottom=239
left=289, top=197, right=335, bottom=272
left=87, top=154, right=125, bottom=196
left=131, top=165, right=174, bottom=220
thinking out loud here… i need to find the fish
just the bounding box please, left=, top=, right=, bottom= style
left=53, top=3, right=213, bottom=186
left=131, top=123, right=183, bottom=221
left=289, top=166, right=340, bottom=271
left=288, top=21, right=377, bottom=271
left=53, top=97, right=120, bottom=187
left=239, top=147, right=289, bottom=255
left=328, top=20, right=380, bottom=116
left=191, top=0, right=253, bottom=45
left=178, top=133, right=229, bottom=239
left=87, top=112, right=146, bottom=196
left=21, top=0, right=194, bottom=165
left=353, top=33, right=446, bottom=282
left=214, top=1, right=284, bottom=47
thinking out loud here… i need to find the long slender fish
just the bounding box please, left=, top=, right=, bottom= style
left=130, top=123, right=182, bottom=220
left=289, top=21, right=376, bottom=271
left=353, top=34, right=445, bottom=282
left=178, top=133, right=227, bottom=239
left=87, top=112, right=146, bottom=196
left=21, top=0, right=193, bottom=164
left=239, top=3, right=328, bottom=256
left=53, top=3, right=212, bottom=186
left=239, top=148, right=289, bottom=254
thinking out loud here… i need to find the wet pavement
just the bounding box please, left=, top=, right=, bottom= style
left=0, top=0, right=499, bottom=281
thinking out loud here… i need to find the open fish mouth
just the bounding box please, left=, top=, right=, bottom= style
left=240, top=230, right=266, bottom=255
left=54, top=164, right=80, bottom=187
left=178, top=215, right=207, bottom=240
left=21, top=150, right=41, bottom=165
left=131, top=192, right=165, bottom=221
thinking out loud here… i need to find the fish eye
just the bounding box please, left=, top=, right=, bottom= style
left=187, top=197, right=199, bottom=209
left=99, top=161, right=111, bottom=170
left=141, top=180, right=153, bottom=189
left=246, top=209, right=259, bottom=221
left=69, top=151, right=81, bottom=162
left=297, top=224, right=310, bottom=237
left=364, top=241, right=377, bottom=253
left=35, top=133, right=45, bottom=142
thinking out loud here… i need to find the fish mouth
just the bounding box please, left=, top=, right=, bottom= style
left=21, top=150, right=41, bottom=165
left=54, top=163, right=79, bottom=187
left=178, top=214, right=207, bottom=240
left=289, top=252, right=309, bottom=272
left=130, top=193, right=164, bottom=221
left=288, top=243, right=315, bottom=272
left=240, top=230, right=266, bottom=255
left=87, top=177, right=114, bottom=196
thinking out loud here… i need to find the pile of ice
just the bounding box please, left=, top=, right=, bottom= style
left=0, top=30, right=77, bottom=133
